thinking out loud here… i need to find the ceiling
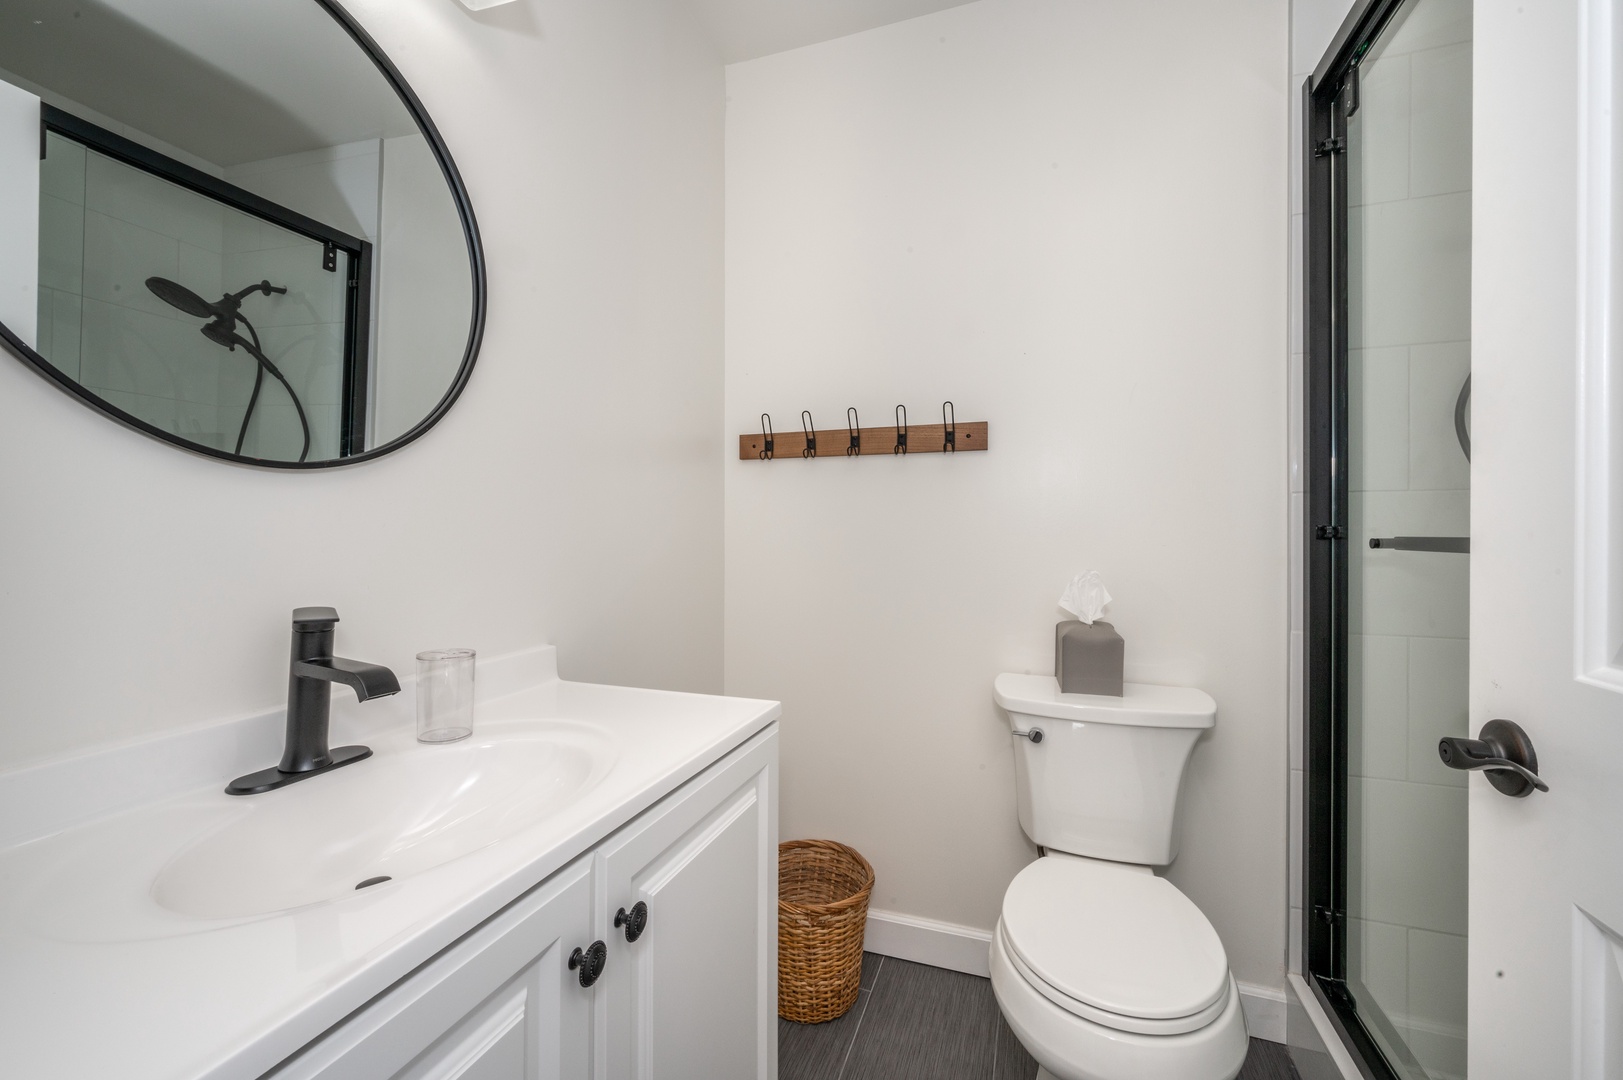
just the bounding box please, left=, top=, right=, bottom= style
left=684, top=0, right=981, bottom=63
left=0, top=0, right=416, bottom=168
left=0, top=0, right=983, bottom=167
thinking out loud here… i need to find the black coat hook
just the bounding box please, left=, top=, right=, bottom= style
left=801, top=410, right=817, bottom=458
left=847, top=407, right=861, bottom=456
left=943, top=401, right=956, bottom=453
left=894, top=404, right=908, bottom=455
left=759, top=413, right=774, bottom=460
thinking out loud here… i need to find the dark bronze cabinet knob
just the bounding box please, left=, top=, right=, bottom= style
left=569, top=940, right=607, bottom=987
left=615, top=901, right=649, bottom=943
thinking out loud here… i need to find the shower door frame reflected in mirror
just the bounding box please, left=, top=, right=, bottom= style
left=41, top=105, right=376, bottom=460
left=1303, top=1, right=1473, bottom=1078
left=0, top=0, right=486, bottom=470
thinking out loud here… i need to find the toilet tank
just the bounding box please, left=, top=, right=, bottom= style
left=993, top=674, right=1216, bottom=866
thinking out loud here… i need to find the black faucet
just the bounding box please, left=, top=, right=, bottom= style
left=226, top=607, right=401, bottom=795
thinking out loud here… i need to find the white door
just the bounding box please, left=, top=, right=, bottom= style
left=595, top=730, right=777, bottom=1080
left=1472, top=0, right=1623, bottom=1075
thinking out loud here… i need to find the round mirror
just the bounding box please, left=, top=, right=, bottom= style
left=0, top=0, right=484, bottom=467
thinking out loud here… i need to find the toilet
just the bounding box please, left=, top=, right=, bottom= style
left=989, top=674, right=1249, bottom=1080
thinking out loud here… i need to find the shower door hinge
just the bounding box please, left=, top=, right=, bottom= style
left=1315, top=524, right=1345, bottom=540
left=1313, top=136, right=1346, bottom=157
left=1314, top=905, right=1343, bottom=925
left=322, top=241, right=338, bottom=272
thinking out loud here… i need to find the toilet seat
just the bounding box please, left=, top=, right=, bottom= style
left=990, top=928, right=1249, bottom=1080
left=999, top=923, right=1231, bottom=1035
left=1000, top=855, right=1230, bottom=1036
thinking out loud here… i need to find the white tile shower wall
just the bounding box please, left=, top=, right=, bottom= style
left=1346, top=9, right=1471, bottom=1075
left=725, top=0, right=1290, bottom=996
left=223, top=133, right=468, bottom=453
left=224, top=141, right=384, bottom=460
left=0, top=0, right=726, bottom=766
left=34, top=137, right=351, bottom=459
left=0, top=78, right=39, bottom=348
left=220, top=217, right=350, bottom=461
left=36, top=133, right=88, bottom=376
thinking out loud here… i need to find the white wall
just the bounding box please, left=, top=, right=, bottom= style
left=724, top=0, right=1290, bottom=993
left=373, top=133, right=474, bottom=447
left=0, top=77, right=39, bottom=349
left=0, top=0, right=724, bottom=768
left=225, top=140, right=383, bottom=244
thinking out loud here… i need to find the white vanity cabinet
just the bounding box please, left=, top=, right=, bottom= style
left=267, top=726, right=777, bottom=1080
left=595, top=724, right=777, bottom=1080
left=267, top=856, right=597, bottom=1080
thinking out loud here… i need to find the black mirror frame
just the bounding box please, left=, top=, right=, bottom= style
left=0, top=0, right=486, bottom=470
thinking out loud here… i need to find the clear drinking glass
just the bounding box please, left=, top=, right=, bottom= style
left=417, top=649, right=475, bottom=743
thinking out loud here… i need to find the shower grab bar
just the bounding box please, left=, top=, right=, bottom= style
left=1369, top=536, right=1469, bottom=554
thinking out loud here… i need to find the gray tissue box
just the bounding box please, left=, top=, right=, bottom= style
left=1055, top=620, right=1124, bottom=696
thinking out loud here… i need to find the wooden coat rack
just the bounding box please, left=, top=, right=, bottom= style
left=739, top=405, right=988, bottom=460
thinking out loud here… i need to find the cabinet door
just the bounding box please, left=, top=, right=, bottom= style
left=267, top=856, right=597, bottom=1080
left=595, top=727, right=778, bottom=1080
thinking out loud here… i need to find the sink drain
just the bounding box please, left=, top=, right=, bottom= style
left=355, top=876, right=392, bottom=890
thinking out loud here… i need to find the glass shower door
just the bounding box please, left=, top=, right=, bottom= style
left=1341, top=1, right=1472, bottom=1078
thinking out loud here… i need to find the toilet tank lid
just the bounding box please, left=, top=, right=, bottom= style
left=993, top=674, right=1215, bottom=728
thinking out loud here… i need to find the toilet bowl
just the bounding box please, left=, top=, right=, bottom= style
left=989, top=853, right=1247, bottom=1080
left=990, top=675, right=1248, bottom=1080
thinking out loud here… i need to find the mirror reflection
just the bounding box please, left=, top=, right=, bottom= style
left=0, top=0, right=479, bottom=465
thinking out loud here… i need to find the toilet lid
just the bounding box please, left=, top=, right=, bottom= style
left=1000, top=857, right=1229, bottom=1022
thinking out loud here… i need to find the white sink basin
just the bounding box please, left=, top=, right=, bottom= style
left=152, top=724, right=617, bottom=919
left=0, top=647, right=782, bottom=1080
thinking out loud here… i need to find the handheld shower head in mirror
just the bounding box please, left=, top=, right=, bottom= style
left=144, top=277, right=219, bottom=320
left=144, top=276, right=310, bottom=463
left=144, top=277, right=288, bottom=324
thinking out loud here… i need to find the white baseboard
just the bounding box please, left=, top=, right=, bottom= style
left=1236, top=981, right=1286, bottom=1043
left=864, top=908, right=993, bottom=977
left=862, top=908, right=1288, bottom=1044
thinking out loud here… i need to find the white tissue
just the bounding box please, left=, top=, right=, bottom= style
left=1059, top=571, right=1111, bottom=625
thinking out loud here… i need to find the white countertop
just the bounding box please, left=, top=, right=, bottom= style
left=0, top=646, right=779, bottom=1080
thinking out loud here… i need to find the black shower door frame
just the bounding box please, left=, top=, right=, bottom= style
left=1301, top=1, right=1415, bottom=1078
left=40, top=105, right=374, bottom=458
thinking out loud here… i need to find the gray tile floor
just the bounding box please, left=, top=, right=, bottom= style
left=779, top=954, right=1300, bottom=1080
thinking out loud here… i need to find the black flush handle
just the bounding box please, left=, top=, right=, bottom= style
left=1439, top=718, right=1548, bottom=797
left=569, top=940, right=608, bottom=987
left=615, top=900, right=649, bottom=942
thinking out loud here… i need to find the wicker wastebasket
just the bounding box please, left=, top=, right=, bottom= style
left=777, top=839, right=875, bottom=1023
